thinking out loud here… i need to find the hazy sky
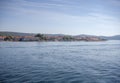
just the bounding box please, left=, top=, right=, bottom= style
left=0, top=0, right=120, bottom=36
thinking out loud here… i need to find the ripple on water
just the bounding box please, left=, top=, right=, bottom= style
left=0, top=41, right=120, bottom=83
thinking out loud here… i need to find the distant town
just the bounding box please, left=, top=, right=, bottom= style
left=0, top=31, right=120, bottom=42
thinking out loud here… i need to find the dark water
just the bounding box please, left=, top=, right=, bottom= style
left=0, top=41, right=120, bottom=83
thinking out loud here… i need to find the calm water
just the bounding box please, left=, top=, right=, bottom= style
left=0, top=41, right=120, bottom=83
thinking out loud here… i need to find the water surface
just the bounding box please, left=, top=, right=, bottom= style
left=0, top=41, right=120, bottom=83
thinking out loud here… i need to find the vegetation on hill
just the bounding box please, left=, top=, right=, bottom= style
left=4, top=36, right=14, bottom=41
left=63, top=36, right=74, bottom=41
left=35, top=34, right=47, bottom=41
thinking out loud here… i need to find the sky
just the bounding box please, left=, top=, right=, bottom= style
left=0, top=0, right=120, bottom=36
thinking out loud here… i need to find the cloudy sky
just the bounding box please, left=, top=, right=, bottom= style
left=0, top=0, right=120, bottom=36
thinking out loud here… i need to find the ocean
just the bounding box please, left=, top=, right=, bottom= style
left=0, top=40, right=120, bottom=83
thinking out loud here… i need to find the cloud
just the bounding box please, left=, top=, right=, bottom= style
left=0, top=0, right=92, bottom=15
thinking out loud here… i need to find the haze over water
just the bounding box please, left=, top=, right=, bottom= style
left=0, top=40, right=120, bottom=83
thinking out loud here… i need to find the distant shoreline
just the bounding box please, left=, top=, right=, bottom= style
left=0, top=34, right=106, bottom=42
left=0, top=31, right=120, bottom=42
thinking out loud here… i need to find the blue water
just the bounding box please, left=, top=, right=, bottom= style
left=0, top=40, right=120, bottom=83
